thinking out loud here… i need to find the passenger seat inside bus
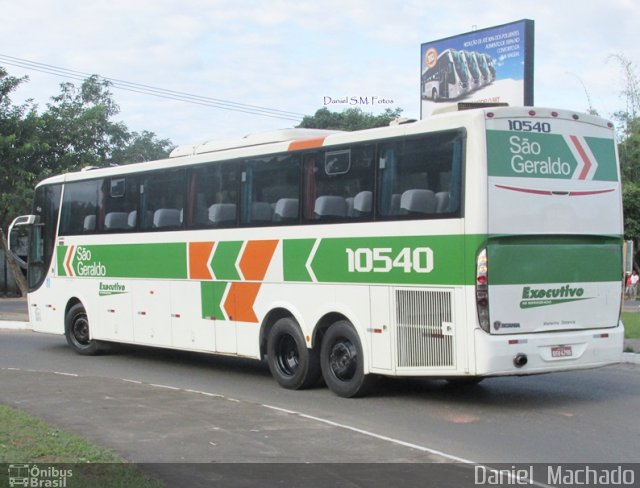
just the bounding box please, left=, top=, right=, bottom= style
left=83, top=215, right=96, bottom=232
left=400, top=189, right=436, bottom=215
left=104, top=212, right=130, bottom=230
left=314, top=195, right=347, bottom=220
left=353, top=190, right=372, bottom=216
left=153, top=208, right=182, bottom=228
left=128, top=211, right=137, bottom=228
left=208, top=203, right=237, bottom=226
left=435, top=191, right=450, bottom=213
left=273, top=198, right=298, bottom=222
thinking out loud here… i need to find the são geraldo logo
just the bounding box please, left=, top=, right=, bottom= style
left=507, top=133, right=598, bottom=180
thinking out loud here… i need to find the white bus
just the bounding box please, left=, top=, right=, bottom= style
left=422, top=49, right=471, bottom=101
left=12, top=105, right=624, bottom=397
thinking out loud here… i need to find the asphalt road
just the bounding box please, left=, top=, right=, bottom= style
left=1, top=328, right=638, bottom=467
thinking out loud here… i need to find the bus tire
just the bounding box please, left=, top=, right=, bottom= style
left=65, top=303, right=99, bottom=355
left=320, top=320, right=374, bottom=398
left=432, top=88, right=438, bottom=101
left=267, top=317, right=321, bottom=390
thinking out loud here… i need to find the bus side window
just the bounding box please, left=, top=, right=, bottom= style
left=103, top=176, right=139, bottom=232
left=140, top=169, right=186, bottom=231
left=240, top=154, right=300, bottom=226
left=59, top=179, right=102, bottom=235
left=304, top=145, right=374, bottom=222
left=187, top=163, right=238, bottom=229
left=377, top=131, right=463, bottom=219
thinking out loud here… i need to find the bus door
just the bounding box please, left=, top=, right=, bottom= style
left=171, top=280, right=217, bottom=352
left=132, top=281, right=173, bottom=346
left=369, top=286, right=392, bottom=371
left=100, top=282, right=134, bottom=342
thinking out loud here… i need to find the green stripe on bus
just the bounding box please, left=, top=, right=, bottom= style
left=57, top=246, right=68, bottom=276
left=65, top=243, right=187, bottom=279
left=284, top=234, right=486, bottom=286
left=487, top=239, right=622, bottom=285
left=201, top=281, right=227, bottom=320
left=55, top=234, right=620, bottom=287
left=282, top=239, right=316, bottom=282
left=210, top=241, right=243, bottom=280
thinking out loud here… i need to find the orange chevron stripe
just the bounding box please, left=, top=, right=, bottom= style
left=288, top=137, right=326, bottom=151
left=239, top=240, right=278, bottom=281
left=223, top=282, right=261, bottom=323
left=65, top=245, right=75, bottom=276
left=189, top=241, right=215, bottom=280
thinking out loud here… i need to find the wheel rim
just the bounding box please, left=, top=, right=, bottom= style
left=72, top=315, right=90, bottom=346
left=275, top=335, right=299, bottom=377
left=328, top=339, right=357, bottom=381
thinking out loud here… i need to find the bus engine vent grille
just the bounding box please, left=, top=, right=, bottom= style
left=395, top=288, right=454, bottom=368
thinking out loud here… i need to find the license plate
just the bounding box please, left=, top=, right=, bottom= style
left=551, top=345, right=573, bottom=358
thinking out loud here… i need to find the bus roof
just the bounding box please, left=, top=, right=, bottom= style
left=34, top=106, right=615, bottom=187
left=169, top=128, right=342, bottom=157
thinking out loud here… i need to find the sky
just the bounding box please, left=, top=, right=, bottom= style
left=1, top=0, right=639, bottom=148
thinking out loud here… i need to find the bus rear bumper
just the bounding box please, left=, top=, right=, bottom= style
left=473, top=322, right=625, bottom=376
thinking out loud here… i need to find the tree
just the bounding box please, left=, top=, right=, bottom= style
left=0, top=71, right=176, bottom=228
left=111, top=130, right=174, bottom=163
left=0, top=68, right=175, bottom=295
left=623, top=182, right=640, bottom=241
left=611, top=56, right=640, bottom=249
left=608, top=54, right=640, bottom=271
left=0, top=67, right=37, bottom=294
left=0, top=68, right=40, bottom=232
left=297, top=107, right=404, bottom=131
left=40, top=75, right=130, bottom=173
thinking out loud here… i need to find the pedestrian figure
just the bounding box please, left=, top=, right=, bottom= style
left=631, top=270, right=639, bottom=299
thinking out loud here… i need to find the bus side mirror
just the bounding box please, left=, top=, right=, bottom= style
left=7, top=215, right=37, bottom=251
left=11, top=215, right=37, bottom=227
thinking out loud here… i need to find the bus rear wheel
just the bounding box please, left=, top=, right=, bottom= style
left=65, top=303, right=99, bottom=355
left=320, top=320, right=374, bottom=398
left=267, top=317, right=320, bottom=390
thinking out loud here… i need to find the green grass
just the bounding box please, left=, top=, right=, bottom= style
left=622, top=312, right=640, bottom=339
left=0, top=404, right=164, bottom=487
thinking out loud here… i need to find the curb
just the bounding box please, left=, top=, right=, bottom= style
left=0, top=321, right=31, bottom=330
left=622, top=352, right=640, bottom=365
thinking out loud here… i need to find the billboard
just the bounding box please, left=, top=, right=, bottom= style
left=420, top=19, right=534, bottom=118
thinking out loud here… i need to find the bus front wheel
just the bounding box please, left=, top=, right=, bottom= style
left=320, top=320, right=374, bottom=398
left=65, top=303, right=99, bottom=355
left=267, top=317, right=321, bottom=390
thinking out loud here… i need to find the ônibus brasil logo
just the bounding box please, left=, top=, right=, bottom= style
left=520, top=284, right=592, bottom=309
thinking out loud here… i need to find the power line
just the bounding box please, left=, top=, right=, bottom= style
left=0, top=53, right=306, bottom=122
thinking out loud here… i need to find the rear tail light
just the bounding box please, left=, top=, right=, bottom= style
left=476, top=248, right=490, bottom=332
